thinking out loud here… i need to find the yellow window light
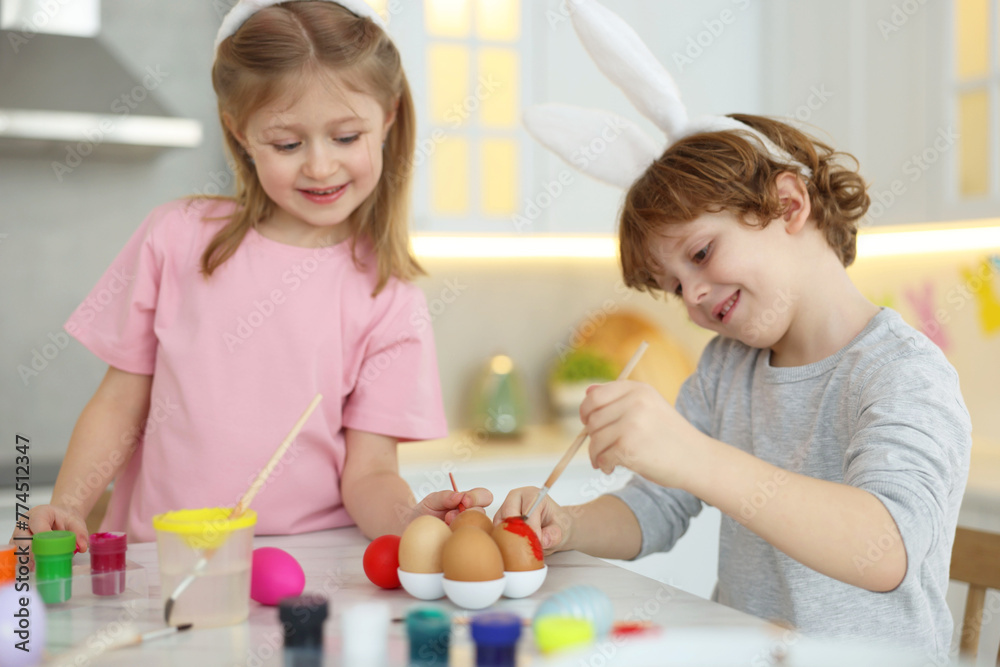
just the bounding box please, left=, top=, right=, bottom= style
left=476, top=0, right=520, bottom=41
left=955, top=0, right=990, bottom=79
left=428, top=44, right=471, bottom=125
left=425, top=0, right=471, bottom=37
left=480, top=139, right=518, bottom=215
left=431, top=138, right=470, bottom=215
left=477, top=47, right=519, bottom=128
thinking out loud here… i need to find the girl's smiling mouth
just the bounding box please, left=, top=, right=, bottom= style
left=300, top=183, right=348, bottom=203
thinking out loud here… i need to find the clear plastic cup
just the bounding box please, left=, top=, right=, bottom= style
left=152, top=508, right=257, bottom=628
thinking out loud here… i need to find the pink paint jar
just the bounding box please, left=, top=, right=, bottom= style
left=90, top=532, right=127, bottom=596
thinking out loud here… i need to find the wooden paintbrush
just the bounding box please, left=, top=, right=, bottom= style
left=522, top=341, right=648, bottom=521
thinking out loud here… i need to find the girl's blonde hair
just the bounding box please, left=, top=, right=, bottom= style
left=204, top=1, right=421, bottom=294
left=620, top=114, right=870, bottom=293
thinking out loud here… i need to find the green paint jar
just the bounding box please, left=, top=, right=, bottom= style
left=32, top=530, right=76, bottom=604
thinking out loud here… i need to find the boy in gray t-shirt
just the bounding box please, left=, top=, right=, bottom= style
left=498, top=112, right=971, bottom=664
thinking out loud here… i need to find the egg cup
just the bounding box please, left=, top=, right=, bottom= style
left=501, top=565, right=548, bottom=599
left=442, top=577, right=505, bottom=610
left=398, top=569, right=445, bottom=600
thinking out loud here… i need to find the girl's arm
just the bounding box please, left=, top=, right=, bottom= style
left=341, top=429, right=416, bottom=538
left=11, top=366, right=151, bottom=550
left=341, top=429, right=492, bottom=539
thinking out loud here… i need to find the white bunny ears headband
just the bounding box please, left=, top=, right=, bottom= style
left=523, top=0, right=812, bottom=189
left=214, top=0, right=388, bottom=53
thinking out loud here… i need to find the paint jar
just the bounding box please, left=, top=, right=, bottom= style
left=471, top=611, right=522, bottom=667
left=89, top=532, right=127, bottom=596
left=152, top=508, right=257, bottom=628
left=341, top=602, right=390, bottom=666
left=0, top=544, right=15, bottom=585
left=280, top=594, right=328, bottom=667
left=406, top=607, right=450, bottom=666
left=32, top=531, right=76, bottom=604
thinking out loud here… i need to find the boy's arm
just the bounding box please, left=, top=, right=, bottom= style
left=560, top=495, right=644, bottom=559
left=677, top=436, right=906, bottom=593
left=584, top=380, right=908, bottom=593
left=495, top=489, right=643, bottom=559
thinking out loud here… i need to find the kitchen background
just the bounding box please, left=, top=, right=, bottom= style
left=1, top=0, right=999, bottom=660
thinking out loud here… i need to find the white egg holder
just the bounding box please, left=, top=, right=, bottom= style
left=28, top=556, right=148, bottom=608
left=398, top=565, right=548, bottom=610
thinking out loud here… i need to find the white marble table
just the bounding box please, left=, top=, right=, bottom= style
left=35, top=527, right=942, bottom=667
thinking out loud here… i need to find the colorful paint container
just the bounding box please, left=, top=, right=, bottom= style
left=279, top=594, right=328, bottom=667
left=31, top=531, right=76, bottom=604
left=471, top=611, right=522, bottom=667
left=406, top=607, right=450, bottom=666
left=0, top=544, right=15, bottom=585
left=89, top=532, right=127, bottom=596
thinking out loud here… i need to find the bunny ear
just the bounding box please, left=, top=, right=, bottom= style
left=568, top=0, right=688, bottom=140
left=523, top=104, right=660, bottom=189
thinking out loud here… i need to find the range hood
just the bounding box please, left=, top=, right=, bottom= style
left=0, top=0, right=202, bottom=158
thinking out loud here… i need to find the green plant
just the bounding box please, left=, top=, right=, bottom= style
left=550, top=348, right=617, bottom=384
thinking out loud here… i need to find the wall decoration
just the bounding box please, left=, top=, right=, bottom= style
left=905, top=283, right=952, bottom=352
left=962, top=258, right=1000, bottom=336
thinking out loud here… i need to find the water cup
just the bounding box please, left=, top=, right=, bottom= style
left=152, top=508, right=257, bottom=627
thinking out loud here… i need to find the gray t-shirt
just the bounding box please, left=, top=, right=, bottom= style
left=611, top=308, right=971, bottom=660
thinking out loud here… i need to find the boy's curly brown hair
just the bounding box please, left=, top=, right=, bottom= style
left=619, top=114, right=870, bottom=293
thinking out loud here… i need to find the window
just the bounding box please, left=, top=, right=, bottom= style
left=954, top=0, right=999, bottom=201
left=420, top=0, right=527, bottom=231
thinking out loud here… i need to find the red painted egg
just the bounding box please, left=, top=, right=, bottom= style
left=363, top=534, right=401, bottom=589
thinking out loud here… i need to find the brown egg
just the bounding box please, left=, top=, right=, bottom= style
left=492, top=517, right=545, bottom=571
left=450, top=509, right=494, bottom=533
left=441, top=526, right=504, bottom=582
left=399, top=515, right=452, bottom=573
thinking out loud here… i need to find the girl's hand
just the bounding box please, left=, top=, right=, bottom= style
left=581, top=380, right=705, bottom=490
left=415, top=487, right=493, bottom=526
left=9, top=504, right=90, bottom=555
left=495, top=487, right=572, bottom=555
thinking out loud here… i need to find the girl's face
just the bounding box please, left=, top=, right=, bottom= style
left=650, top=210, right=800, bottom=350
left=237, top=73, right=395, bottom=247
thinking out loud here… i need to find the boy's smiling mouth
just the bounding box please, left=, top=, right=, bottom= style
left=714, top=290, right=740, bottom=321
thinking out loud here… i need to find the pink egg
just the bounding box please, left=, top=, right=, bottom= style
left=0, top=583, right=46, bottom=667
left=251, top=547, right=306, bottom=606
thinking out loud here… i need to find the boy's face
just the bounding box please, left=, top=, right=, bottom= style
left=237, top=72, right=396, bottom=247
left=650, top=210, right=799, bottom=348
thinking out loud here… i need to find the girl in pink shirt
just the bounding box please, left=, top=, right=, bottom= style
left=14, top=0, right=486, bottom=547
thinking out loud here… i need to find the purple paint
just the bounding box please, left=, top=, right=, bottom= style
left=90, top=532, right=127, bottom=596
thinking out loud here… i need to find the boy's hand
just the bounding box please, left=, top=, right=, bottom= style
left=415, top=487, right=493, bottom=526
left=9, top=504, right=90, bottom=555
left=495, top=487, right=572, bottom=555
left=581, top=380, right=705, bottom=490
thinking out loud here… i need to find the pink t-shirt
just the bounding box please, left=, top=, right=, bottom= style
left=65, top=198, right=447, bottom=542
